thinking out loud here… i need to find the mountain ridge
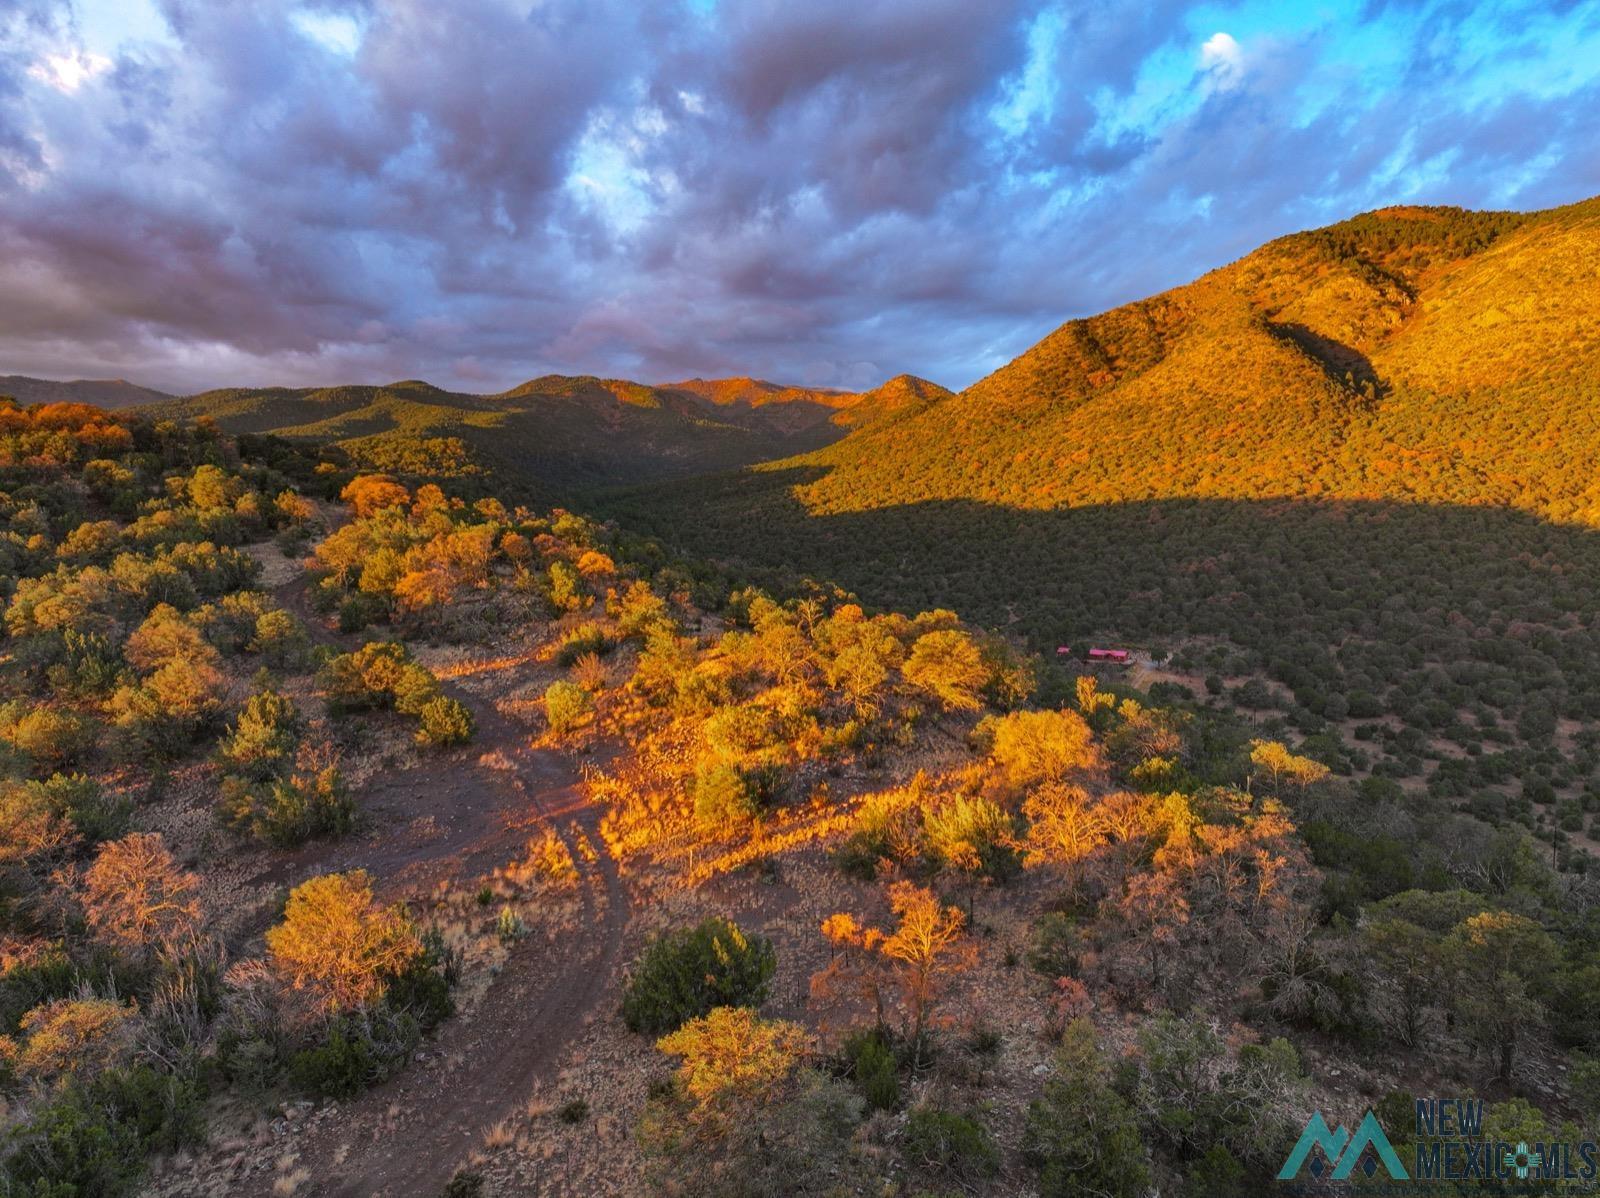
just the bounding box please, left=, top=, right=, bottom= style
left=129, top=370, right=951, bottom=498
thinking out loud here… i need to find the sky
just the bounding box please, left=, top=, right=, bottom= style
left=1, top=0, right=1598, bottom=396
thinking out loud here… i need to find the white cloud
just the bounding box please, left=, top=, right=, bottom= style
left=290, top=9, right=364, bottom=56
left=27, top=50, right=113, bottom=94
left=1200, top=31, right=1244, bottom=89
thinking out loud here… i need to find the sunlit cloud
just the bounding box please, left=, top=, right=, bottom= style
left=27, top=49, right=112, bottom=94
left=1199, top=32, right=1244, bottom=89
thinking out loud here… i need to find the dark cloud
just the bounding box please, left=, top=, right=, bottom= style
left=0, top=0, right=1594, bottom=394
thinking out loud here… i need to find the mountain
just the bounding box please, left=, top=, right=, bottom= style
left=143, top=372, right=947, bottom=497
left=0, top=374, right=173, bottom=409
left=604, top=196, right=1600, bottom=782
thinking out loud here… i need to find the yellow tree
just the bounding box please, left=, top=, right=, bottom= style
left=1249, top=740, right=1330, bottom=794
left=657, top=1006, right=810, bottom=1117
left=1023, top=781, right=1107, bottom=901
left=903, top=629, right=988, bottom=711
left=880, top=881, right=976, bottom=1066
left=265, top=871, right=421, bottom=1013
left=83, top=832, right=201, bottom=962
left=990, top=708, right=1101, bottom=789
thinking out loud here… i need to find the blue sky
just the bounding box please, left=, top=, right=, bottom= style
left=1, top=0, right=1597, bottom=393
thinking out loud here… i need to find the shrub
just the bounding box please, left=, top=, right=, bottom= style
left=10, top=772, right=130, bottom=844
left=1023, top=1019, right=1149, bottom=1198
left=220, top=766, right=356, bottom=846
left=289, top=1007, right=419, bottom=1099
left=1028, top=912, right=1085, bottom=977
left=843, top=1026, right=900, bottom=1111
left=693, top=763, right=761, bottom=832
left=218, top=687, right=300, bottom=781
left=0, top=1064, right=205, bottom=1197
left=2, top=705, right=92, bottom=772
left=415, top=696, right=474, bottom=748
left=556, top=622, right=612, bottom=667
left=544, top=680, right=594, bottom=735
left=904, top=1106, right=1000, bottom=1182
left=621, top=917, right=777, bottom=1034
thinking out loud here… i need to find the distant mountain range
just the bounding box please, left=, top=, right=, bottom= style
left=0, top=375, right=174, bottom=409
left=130, top=372, right=951, bottom=496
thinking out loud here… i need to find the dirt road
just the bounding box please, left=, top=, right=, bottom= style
left=222, top=540, right=636, bottom=1197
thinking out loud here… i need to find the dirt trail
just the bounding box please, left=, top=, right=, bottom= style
left=225, top=535, right=635, bottom=1197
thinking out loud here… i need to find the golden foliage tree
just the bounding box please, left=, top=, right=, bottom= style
left=83, top=832, right=201, bottom=961
left=656, top=1006, right=810, bottom=1115
left=264, top=870, right=421, bottom=1013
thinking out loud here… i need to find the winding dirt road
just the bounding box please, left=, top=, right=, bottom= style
left=227, top=544, right=636, bottom=1197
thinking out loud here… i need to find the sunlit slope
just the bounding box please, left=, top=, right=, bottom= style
left=734, top=198, right=1600, bottom=524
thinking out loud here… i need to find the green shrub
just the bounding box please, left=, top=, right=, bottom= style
left=288, top=1007, right=419, bottom=1099
left=1028, top=912, right=1085, bottom=977
left=843, top=1027, right=900, bottom=1111
left=218, top=687, right=300, bottom=781
left=8, top=773, right=130, bottom=845
left=415, top=696, right=474, bottom=748
left=0, top=1064, right=205, bottom=1197
left=219, top=766, right=356, bottom=846
left=621, top=917, right=776, bottom=1034
left=544, top=680, right=594, bottom=735
left=692, top=763, right=761, bottom=831
left=904, top=1105, right=999, bottom=1182
left=1024, top=1019, right=1149, bottom=1198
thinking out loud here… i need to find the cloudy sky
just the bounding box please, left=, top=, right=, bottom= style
left=1, top=0, right=1597, bottom=395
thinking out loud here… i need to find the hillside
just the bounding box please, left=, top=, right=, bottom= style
left=0, top=374, right=173, bottom=409
left=142, top=372, right=949, bottom=498
left=8, top=402, right=1600, bottom=1198
left=606, top=196, right=1600, bottom=825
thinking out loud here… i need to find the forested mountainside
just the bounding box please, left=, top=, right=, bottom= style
left=0, top=377, right=174, bottom=411
left=142, top=372, right=951, bottom=499
left=6, top=400, right=1600, bottom=1197
left=605, top=197, right=1600, bottom=855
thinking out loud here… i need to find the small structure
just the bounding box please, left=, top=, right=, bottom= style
left=1056, top=645, right=1072, bottom=655
left=1087, top=647, right=1130, bottom=664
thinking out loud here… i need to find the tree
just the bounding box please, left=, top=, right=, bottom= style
left=340, top=474, right=410, bottom=518
left=1446, top=910, right=1553, bottom=1081
left=83, top=833, right=201, bottom=962
left=265, top=871, right=422, bottom=1013
left=903, top=629, right=988, bottom=712
left=656, top=1006, right=810, bottom=1115
left=1023, top=782, right=1107, bottom=900
left=879, top=882, right=976, bottom=1066
left=1023, top=1018, right=1150, bottom=1198
left=923, top=794, right=1017, bottom=913
left=1360, top=916, right=1441, bottom=1048
left=1115, top=871, right=1190, bottom=989
left=1250, top=739, right=1330, bottom=793
left=991, top=709, right=1101, bottom=788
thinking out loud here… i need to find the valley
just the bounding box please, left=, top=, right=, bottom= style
left=6, top=197, right=1600, bottom=1198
